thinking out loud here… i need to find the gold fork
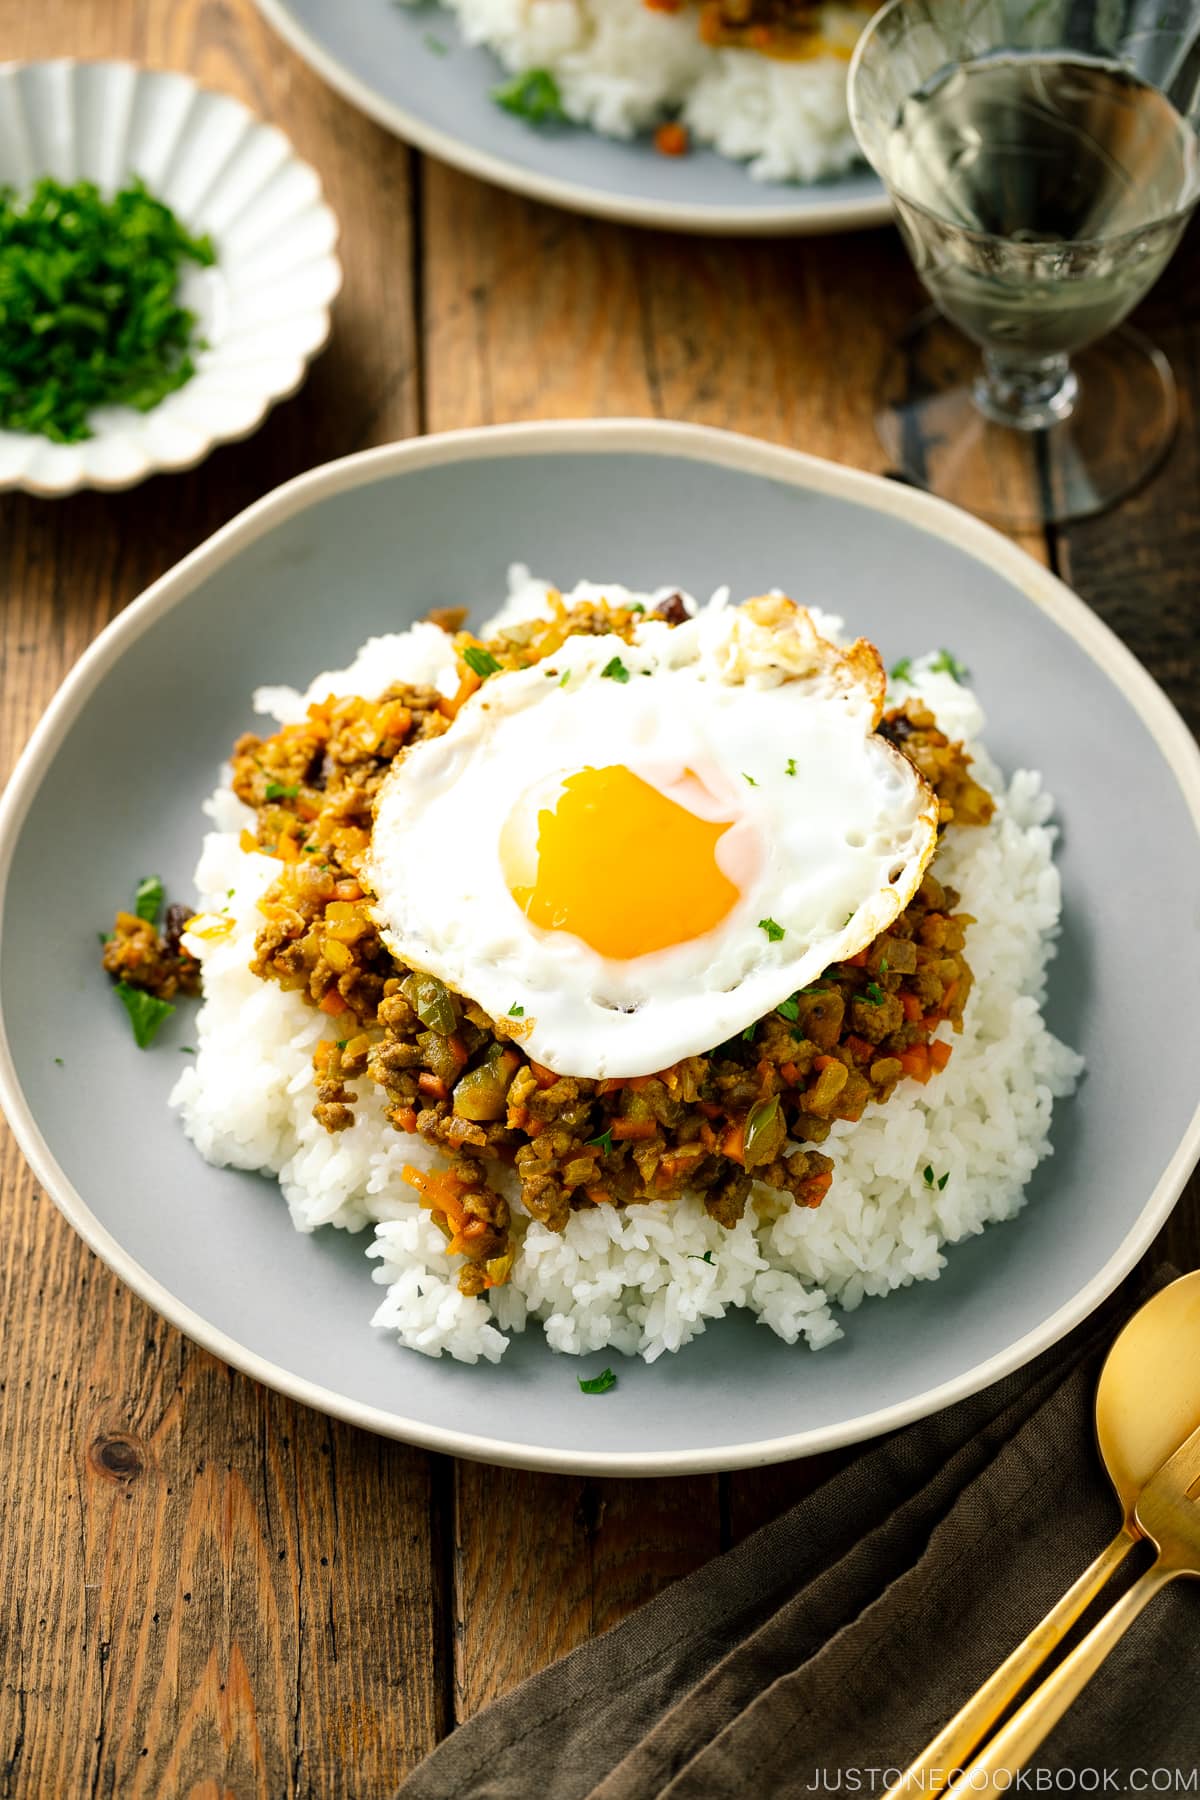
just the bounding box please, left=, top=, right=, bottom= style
left=950, top=1416, right=1200, bottom=1784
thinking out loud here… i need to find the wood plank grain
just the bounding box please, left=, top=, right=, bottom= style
left=0, top=3, right=443, bottom=1795
left=419, top=162, right=1049, bottom=562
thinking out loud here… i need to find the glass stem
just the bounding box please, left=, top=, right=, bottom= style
left=973, top=350, right=1079, bottom=431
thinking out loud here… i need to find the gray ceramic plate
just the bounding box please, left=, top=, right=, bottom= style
left=2, top=421, right=1199, bottom=1474
left=252, top=0, right=890, bottom=235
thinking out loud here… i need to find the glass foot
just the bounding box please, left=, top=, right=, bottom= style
left=875, top=312, right=1178, bottom=529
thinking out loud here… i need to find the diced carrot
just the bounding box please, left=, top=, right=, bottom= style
left=319, top=989, right=348, bottom=1016
left=930, top=1039, right=953, bottom=1073
left=721, top=1121, right=746, bottom=1166
left=697, top=1100, right=722, bottom=1120
left=314, top=1040, right=337, bottom=1075
left=898, top=1044, right=932, bottom=1084
left=654, top=121, right=690, bottom=156
left=334, top=880, right=363, bottom=902
left=780, top=1061, right=799, bottom=1086
left=941, top=979, right=959, bottom=1007
left=418, top=1072, right=449, bottom=1100
left=797, top=1171, right=833, bottom=1208
left=525, top=1118, right=544, bottom=1138
left=586, top=1186, right=613, bottom=1206
left=277, top=832, right=300, bottom=863
left=529, top=1059, right=560, bottom=1089
left=395, top=1107, right=418, bottom=1133
left=611, top=1118, right=657, bottom=1141
left=402, top=1163, right=469, bottom=1231
left=845, top=1034, right=875, bottom=1063
left=240, top=828, right=260, bottom=854
left=846, top=950, right=869, bottom=968
left=438, top=667, right=481, bottom=720
left=656, top=1146, right=705, bottom=1183
left=445, top=1033, right=469, bottom=1075
left=901, top=993, right=924, bottom=1023
left=813, top=1054, right=839, bottom=1072
left=506, top=1104, right=528, bottom=1132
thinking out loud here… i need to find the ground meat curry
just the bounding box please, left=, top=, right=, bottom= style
left=108, top=598, right=994, bottom=1297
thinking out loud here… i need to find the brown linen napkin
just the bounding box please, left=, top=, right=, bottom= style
left=397, top=1270, right=1200, bottom=1800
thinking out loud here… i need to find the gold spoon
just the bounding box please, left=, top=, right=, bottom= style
left=886, top=1271, right=1200, bottom=1797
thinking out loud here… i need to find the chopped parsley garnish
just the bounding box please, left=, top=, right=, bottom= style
left=689, top=1250, right=715, bottom=1264
left=508, top=1003, right=525, bottom=1018
left=923, top=1164, right=949, bottom=1190
left=588, top=1128, right=614, bottom=1155
left=493, top=67, right=568, bottom=125
left=776, top=995, right=799, bottom=1022
left=600, top=656, right=630, bottom=683
left=741, top=1023, right=757, bottom=1043
left=759, top=917, right=785, bottom=942
left=265, top=781, right=299, bottom=801
left=134, top=875, right=164, bottom=923
left=864, top=982, right=886, bottom=1006
left=889, top=656, right=913, bottom=684
left=938, top=1172, right=949, bottom=1190
left=114, top=981, right=174, bottom=1049
left=742, top=772, right=758, bottom=787
left=0, top=177, right=216, bottom=443
left=923, top=1164, right=934, bottom=1187
left=785, top=757, right=797, bottom=777
left=578, top=1367, right=617, bottom=1394
left=930, top=648, right=969, bottom=683
left=462, top=645, right=502, bottom=679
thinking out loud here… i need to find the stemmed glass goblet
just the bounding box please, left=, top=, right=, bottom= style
left=848, top=0, right=1200, bottom=526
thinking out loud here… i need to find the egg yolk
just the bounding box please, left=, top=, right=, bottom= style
left=501, top=764, right=742, bottom=960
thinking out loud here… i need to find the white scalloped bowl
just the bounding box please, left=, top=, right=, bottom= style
left=0, top=61, right=342, bottom=495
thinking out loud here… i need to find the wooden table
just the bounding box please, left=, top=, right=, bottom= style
left=0, top=3, right=1197, bottom=1794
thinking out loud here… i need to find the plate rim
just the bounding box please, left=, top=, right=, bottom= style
left=2, top=416, right=1198, bottom=1475
left=250, top=0, right=893, bottom=237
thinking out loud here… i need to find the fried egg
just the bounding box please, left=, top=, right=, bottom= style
left=366, top=595, right=938, bottom=1079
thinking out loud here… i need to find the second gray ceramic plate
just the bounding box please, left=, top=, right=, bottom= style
left=1, top=421, right=1198, bottom=1473
left=252, top=0, right=890, bottom=234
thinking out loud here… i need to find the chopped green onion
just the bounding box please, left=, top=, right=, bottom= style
left=114, top=981, right=174, bottom=1049
left=588, top=1128, right=614, bottom=1155
left=741, top=1023, right=757, bottom=1043
left=889, top=657, right=913, bottom=684
left=776, top=996, right=799, bottom=1022
left=508, top=1003, right=525, bottom=1018
left=785, top=757, right=797, bottom=777
left=265, top=781, right=299, bottom=801
left=600, top=656, right=630, bottom=683
left=742, top=772, right=758, bottom=786
left=134, top=875, right=164, bottom=923
left=462, top=645, right=502, bottom=679
left=493, top=67, right=567, bottom=125
left=578, top=1367, right=616, bottom=1394
left=929, top=648, right=969, bottom=683
left=759, top=918, right=785, bottom=943
left=689, top=1250, right=715, bottom=1264
left=923, top=1164, right=935, bottom=1187
left=864, top=982, right=886, bottom=1006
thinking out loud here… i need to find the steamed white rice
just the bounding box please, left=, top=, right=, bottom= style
left=404, top=0, right=867, bottom=184
left=171, top=567, right=1083, bottom=1366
